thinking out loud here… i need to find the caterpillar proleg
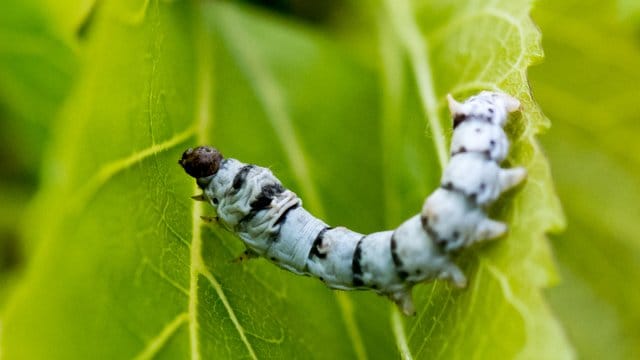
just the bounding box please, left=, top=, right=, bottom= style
left=179, top=91, right=525, bottom=315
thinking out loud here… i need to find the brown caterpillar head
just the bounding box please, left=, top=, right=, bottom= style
left=179, top=146, right=224, bottom=179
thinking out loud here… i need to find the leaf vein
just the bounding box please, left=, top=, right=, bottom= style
left=200, top=270, right=258, bottom=360
left=142, top=257, right=189, bottom=296
left=72, top=126, right=196, bottom=211
left=133, top=312, right=189, bottom=360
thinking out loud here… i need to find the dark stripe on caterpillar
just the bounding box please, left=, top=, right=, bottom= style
left=352, top=236, right=365, bottom=287
left=441, top=182, right=454, bottom=191
left=441, top=182, right=483, bottom=203
left=453, top=113, right=494, bottom=129
left=274, top=203, right=300, bottom=227
left=453, top=113, right=467, bottom=129
left=250, top=183, right=284, bottom=212
left=232, top=165, right=254, bottom=191
left=421, top=213, right=447, bottom=252
left=238, top=183, right=286, bottom=224
left=390, top=234, right=410, bottom=281
left=390, top=232, right=402, bottom=268
left=451, top=146, right=467, bottom=157
left=308, top=227, right=331, bottom=259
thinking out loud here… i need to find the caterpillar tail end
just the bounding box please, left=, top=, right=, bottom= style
left=231, top=249, right=259, bottom=263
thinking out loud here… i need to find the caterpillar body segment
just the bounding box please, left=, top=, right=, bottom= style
left=447, top=91, right=520, bottom=128
left=421, top=91, right=525, bottom=254
left=450, top=120, right=509, bottom=161
left=179, top=91, right=525, bottom=315
left=441, top=152, right=526, bottom=205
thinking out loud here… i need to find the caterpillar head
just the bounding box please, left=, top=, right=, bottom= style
left=179, top=146, right=224, bottom=180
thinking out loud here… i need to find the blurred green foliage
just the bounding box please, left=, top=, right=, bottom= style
left=531, top=0, right=640, bottom=358
left=0, top=0, right=77, bottom=309
left=0, top=0, right=638, bottom=358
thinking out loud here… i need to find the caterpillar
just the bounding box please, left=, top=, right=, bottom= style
left=178, top=91, right=526, bottom=315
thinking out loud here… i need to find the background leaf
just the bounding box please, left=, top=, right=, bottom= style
left=2, top=1, right=393, bottom=358
left=0, top=0, right=77, bottom=309
left=0, top=0, right=76, bottom=175
left=0, top=0, right=586, bottom=358
left=531, top=0, right=640, bottom=357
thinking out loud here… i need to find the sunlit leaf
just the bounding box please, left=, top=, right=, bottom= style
left=374, top=0, right=570, bottom=357
left=1, top=0, right=570, bottom=358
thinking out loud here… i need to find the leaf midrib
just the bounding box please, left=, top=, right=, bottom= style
left=186, top=11, right=257, bottom=360
left=212, top=6, right=369, bottom=360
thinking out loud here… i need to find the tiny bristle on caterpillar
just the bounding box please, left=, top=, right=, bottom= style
left=179, top=91, right=525, bottom=315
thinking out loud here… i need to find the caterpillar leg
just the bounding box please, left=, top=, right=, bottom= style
left=474, top=219, right=507, bottom=242
left=389, top=289, right=416, bottom=316
left=438, top=262, right=467, bottom=288
left=498, top=167, right=527, bottom=192
left=200, top=215, right=219, bottom=223
left=494, top=92, right=521, bottom=112
left=191, top=194, right=207, bottom=201
left=231, top=248, right=259, bottom=263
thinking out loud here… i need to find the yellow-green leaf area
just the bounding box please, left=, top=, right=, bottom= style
left=371, top=0, right=570, bottom=358
left=1, top=0, right=571, bottom=358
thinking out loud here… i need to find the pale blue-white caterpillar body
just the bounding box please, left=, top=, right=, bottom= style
left=179, top=91, right=525, bottom=315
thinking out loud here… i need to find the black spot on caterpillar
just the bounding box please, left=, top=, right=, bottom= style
left=179, top=91, right=526, bottom=315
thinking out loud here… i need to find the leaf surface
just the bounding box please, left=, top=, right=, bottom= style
left=1, top=0, right=570, bottom=358
left=375, top=0, right=570, bottom=358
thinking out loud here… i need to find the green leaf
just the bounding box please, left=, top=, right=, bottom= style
left=1, top=0, right=570, bottom=358
left=2, top=1, right=393, bottom=358
left=375, top=0, right=570, bottom=357
left=531, top=0, right=640, bottom=358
